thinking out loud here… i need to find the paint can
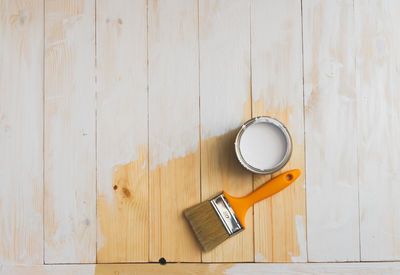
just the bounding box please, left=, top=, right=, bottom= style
left=234, top=116, right=292, bottom=174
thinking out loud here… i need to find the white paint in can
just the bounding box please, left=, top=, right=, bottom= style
left=239, top=122, right=287, bottom=170
left=235, top=116, right=292, bottom=174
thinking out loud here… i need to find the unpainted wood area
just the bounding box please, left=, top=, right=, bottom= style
left=1, top=0, right=400, bottom=271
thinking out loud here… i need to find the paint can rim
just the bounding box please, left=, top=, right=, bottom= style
left=234, top=116, right=292, bottom=174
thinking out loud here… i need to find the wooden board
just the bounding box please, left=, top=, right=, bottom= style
left=356, top=0, right=400, bottom=261
left=44, top=0, right=96, bottom=263
left=96, top=0, right=148, bottom=263
left=199, top=0, right=253, bottom=262
left=148, top=0, right=201, bottom=262
left=251, top=0, right=306, bottom=262
left=4, top=0, right=400, bottom=267
left=2, top=263, right=400, bottom=275
left=303, top=0, right=360, bottom=262
left=0, top=0, right=43, bottom=264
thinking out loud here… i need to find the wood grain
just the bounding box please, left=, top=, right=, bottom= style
left=199, top=0, right=253, bottom=262
left=303, top=0, right=360, bottom=262
left=44, top=0, right=96, bottom=263
left=148, top=0, right=201, bottom=262
left=0, top=0, right=43, bottom=264
left=356, top=0, right=400, bottom=261
left=2, top=263, right=400, bottom=275
left=3, top=0, right=400, bottom=266
left=96, top=0, right=148, bottom=263
left=251, top=0, right=306, bottom=262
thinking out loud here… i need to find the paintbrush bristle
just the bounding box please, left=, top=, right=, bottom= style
left=183, top=200, right=229, bottom=252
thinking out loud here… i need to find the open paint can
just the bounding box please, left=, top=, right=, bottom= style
left=235, top=116, right=292, bottom=174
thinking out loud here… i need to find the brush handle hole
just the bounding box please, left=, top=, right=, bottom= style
left=286, top=174, right=293, bottom=181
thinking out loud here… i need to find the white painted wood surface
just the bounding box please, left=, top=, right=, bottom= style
left=96, top=0, right=148, bottom=262
left=303, top=0, right=360, bottom=262
left=1, top=0, right=400, bottom=269
left=199, top=0, right=253, bottom=262
left=44, top=0, right=96, bottom=263
left=356, top=0, right=400, bottom=261
left=0, top=0, right=43, bottom=264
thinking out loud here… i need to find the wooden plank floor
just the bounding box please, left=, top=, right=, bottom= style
left=1, top=0, right=400, bottom=271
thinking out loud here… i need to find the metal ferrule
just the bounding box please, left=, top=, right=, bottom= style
left=209, top=193, right=243, bottom=236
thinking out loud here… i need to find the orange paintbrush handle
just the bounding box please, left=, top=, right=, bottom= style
left=223, top=169, right=301, bottom=228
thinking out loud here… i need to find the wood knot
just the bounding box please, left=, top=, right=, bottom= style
left=19, top=13, right=28, bottom=25
left=122, top=187, right=131, bottom=198
left=10, top=10, right=30, bottom=28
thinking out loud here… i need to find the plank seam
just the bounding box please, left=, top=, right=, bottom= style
left=299, top=0, right=309, bottom=263
left=42, top=0, right=46, bottom=265
left=40, top=259, right=400, bottom=265
left=94, top=0, right=98, bottom=264
left=353, top=0, right=362, bottom=261
left=197, top=0, right=203, bottom=263
left=249, top=0, right=255, bottom=263
left=146, top=0, right=150, bottom=263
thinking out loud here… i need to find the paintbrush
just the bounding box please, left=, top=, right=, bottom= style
left=184, top=169, right=301, bottom=251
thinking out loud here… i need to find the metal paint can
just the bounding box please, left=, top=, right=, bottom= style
left=234, top=116, right=292, bottom=174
